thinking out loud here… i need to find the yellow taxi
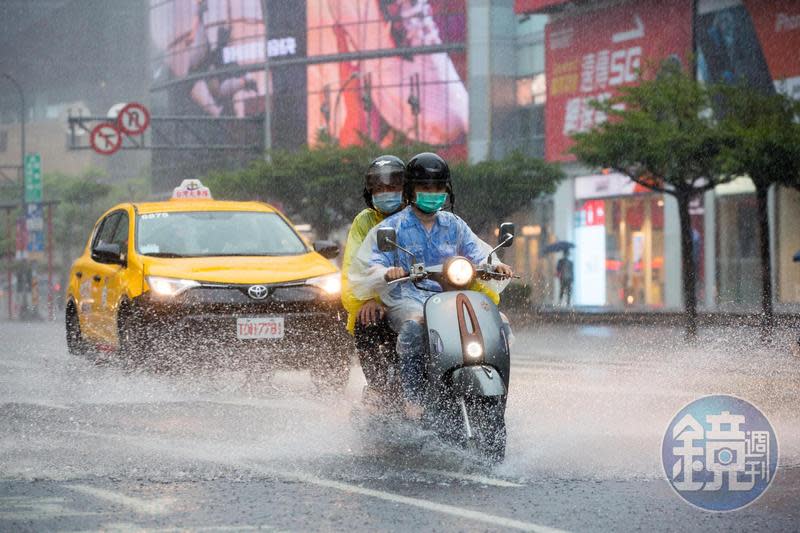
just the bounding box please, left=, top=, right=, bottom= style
left=65, top=180, right=349, bottom=386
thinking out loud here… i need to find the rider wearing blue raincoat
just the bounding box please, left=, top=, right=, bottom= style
left=349, top=152, right=513, bottom=417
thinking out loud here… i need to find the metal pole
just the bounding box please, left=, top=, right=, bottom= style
left=2, top=73, right=25, bottom=211
left=2, top=73, right=25, bottom=320
left=47, top=203, right=53, bottom=321
left=5, top=209, right=12, bottom=320
left=260, top=0, right=272, bottom=161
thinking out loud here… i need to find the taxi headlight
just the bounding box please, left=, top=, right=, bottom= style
left=444, top=257, right=475, bottom=289
left=146, top=276, right=200, bottom=297
left=306, top=272, right=341, bottom=295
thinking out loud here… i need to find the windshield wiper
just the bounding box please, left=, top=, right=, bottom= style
left=143, top=252, right=194, bottom=258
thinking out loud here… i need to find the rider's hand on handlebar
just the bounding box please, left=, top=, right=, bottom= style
left=494, top=263, right=514, bottom=278
left=384, top=267, right=408, bottom=282
left=358, top=300, right=385, bottom=325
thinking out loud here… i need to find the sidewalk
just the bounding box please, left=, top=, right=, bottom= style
left=508, top=305, right=800, bottom=328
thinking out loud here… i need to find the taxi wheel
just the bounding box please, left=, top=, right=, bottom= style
left=65, top=303, right=88, bottom=356
left=310, top=354, right=351, bottom=394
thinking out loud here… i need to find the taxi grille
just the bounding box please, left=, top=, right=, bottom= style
left=167, top=282, right=334, bottom=314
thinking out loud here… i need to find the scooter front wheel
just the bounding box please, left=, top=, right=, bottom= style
left=461, top=396, right=507, bottom=463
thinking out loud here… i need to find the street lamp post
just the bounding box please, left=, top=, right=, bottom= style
left=3, top=73, right=27, bottom=320
left=260, top=0, right=272, bottom=162
left=2, top=73, right=26, bottom=210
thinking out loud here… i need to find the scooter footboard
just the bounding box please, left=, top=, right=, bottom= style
left=450, top=366, right=507, bottom=397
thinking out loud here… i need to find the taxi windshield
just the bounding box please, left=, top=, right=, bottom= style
left=136, top=211, right=308, bottom=257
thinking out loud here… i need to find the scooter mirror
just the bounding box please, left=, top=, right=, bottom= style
left=499, top=222, right=515, bottom=247
left=377, top=228, right=397, bottom=252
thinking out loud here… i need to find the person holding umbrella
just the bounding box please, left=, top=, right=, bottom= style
left=544, top=241, right=575, bottom=306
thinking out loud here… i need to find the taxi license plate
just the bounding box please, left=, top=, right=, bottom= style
left=236, top=317, right=284, bottom=340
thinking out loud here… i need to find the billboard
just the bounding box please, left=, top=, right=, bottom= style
left=150, top=0, right=307, bottom=150
left=698, top=0, right=800, bottom=99
left=149, top=0, right=468, bottom=160
left=305, top=1, right=468, bottom=154
left=543, top=0, right=692, bottom=162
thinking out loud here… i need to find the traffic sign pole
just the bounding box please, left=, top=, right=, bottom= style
left=47, top=204, right=54, bottom=320
left=5, top=209, right=12, bottom=320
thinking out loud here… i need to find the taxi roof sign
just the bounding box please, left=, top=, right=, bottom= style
left=172, top=179, right=212, bottom=200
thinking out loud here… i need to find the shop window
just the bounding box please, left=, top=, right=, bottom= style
left=777, top=187, right=800, bottom=304
left=716, top=194, right=760, bottom=309
left=574, top=194, right=665, bottom=308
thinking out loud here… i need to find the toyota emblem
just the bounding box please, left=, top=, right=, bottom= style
left=248, top=285, right=269, bottom=300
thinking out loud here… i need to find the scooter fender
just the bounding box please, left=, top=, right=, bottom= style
left=450, top=366, right=507, bottom=397
left=424, top=290, right=510, bottom=389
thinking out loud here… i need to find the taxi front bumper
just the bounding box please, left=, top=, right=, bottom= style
left=129, top=281, right=349, bottom=365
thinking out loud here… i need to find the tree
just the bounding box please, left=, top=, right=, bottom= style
left=452, top=151, right=564, bottom=235
left=44, top=169, right=113, bottom=278
left=571, top=61, right=737, bottom=340
left=716, top=86, right=800, bottom=338
left=206, top=144, right=564, bottom=239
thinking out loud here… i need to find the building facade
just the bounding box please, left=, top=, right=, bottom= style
left=147, top=0, right=800, bottom=312
left=514, top=0, right=800, bottom=312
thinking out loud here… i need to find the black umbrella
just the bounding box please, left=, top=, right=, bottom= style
left=543, top=241, right=575, bottom=254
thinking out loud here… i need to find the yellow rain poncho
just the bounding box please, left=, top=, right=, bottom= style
left=341, top=208, right=385, bottom=334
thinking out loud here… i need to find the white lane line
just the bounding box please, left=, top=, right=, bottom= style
left=415, top=467, right=524, bottom=488
left=247, top=464, right=568, bottom=533
left=69, top=524, right=279, bottom=533
left=0, top=496, right=101, bottom=520
left=66, top=484, right=174, bottom=516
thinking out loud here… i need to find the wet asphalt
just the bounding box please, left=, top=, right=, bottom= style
left=1, top=320, right=799, bottom=532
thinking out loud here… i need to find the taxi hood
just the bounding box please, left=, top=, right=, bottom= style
left=143, top=252, right=337, bottom=285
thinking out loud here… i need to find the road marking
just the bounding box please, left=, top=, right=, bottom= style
left=66, top=484, right=174, bottom=516
left=247, top=464, right=568, bottom=533
left=415, top=467, right=524, bottom=487
left=0, top=496, right=100, bottom=520
left=69, top=524, right=280, bottom=533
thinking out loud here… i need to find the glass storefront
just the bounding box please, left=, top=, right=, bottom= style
left=604, top=196, right=666, bottom=307
left=777, top=186, right=800, bottom=305
left=502, top=198, right=555, bottom=307
left=716, top=189, right=760, bottom=310
left=572, top=173, right=665, bottom=308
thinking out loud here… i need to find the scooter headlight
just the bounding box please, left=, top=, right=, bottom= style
left=444, top=257, right=475, bottom=289
left=465, top=341, right=483, bottom=358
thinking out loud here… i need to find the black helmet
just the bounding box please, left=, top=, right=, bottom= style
left=404, top=152, right=455, bottom=209
left=363, top=155, right=405, bottom=209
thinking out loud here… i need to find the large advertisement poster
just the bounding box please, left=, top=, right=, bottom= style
left=698, top=0, right=800, bottom=99
left=543, top=0, right=692, bottom=162
left=305, top=0, right=468, bottom=155
left=149, top=0, right=468, bottom=159
left=150, top=0, right=307, bottom=150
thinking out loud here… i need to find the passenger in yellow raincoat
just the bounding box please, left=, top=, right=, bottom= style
left=341, top=155, right=407, bottom=399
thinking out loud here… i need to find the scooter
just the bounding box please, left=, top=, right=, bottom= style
left=366, top=222, right=516, bottom=463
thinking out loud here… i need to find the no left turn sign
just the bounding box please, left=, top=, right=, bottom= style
left=117, top=102, right=150, bottom=136
left=90, top=123, right=122, bottom=155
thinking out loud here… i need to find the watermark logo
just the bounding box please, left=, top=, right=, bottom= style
left=662, top=395, right=778, bottom=512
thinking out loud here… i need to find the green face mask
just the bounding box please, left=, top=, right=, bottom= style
left=415, top=192, right=448, bottom=213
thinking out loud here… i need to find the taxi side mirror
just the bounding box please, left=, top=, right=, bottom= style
left=92, top=242, right=126, bottom=266
left=377, top=228, right=397, bottom=252
left=499, top=222, right=515, bottom=248
left=313, top=240, right=339, bottom=259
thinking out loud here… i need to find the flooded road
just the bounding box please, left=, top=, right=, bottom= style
left=1, top=320, right=798, bottom=532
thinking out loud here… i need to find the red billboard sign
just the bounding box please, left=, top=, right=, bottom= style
left=544, top=0, right=692, bottom=162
